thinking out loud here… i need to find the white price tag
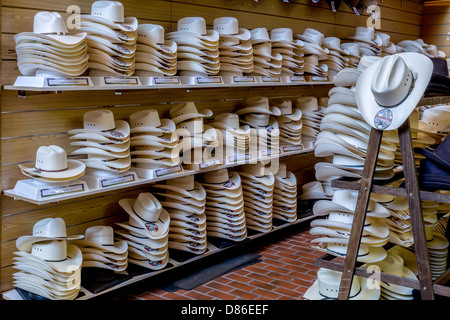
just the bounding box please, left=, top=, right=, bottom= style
left=47, top=77, right=90, bottom=86
left=100, top=173, right=136, bottom=188
left=40, top=183, right=86, bottom=198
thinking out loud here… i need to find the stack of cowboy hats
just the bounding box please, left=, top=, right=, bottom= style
left=213, top=17, right=253, bottom=76
left=115, top=192, right=170, bottom=270
left=304, top=267, right=380, bottom=300
left=270, top=28, right=305, bottom=76
left=419, top=104, right=450, bottom=134
left=134, top=24, right=177, bottom=76
left=247, top=28, right=282, bottom=78
left=15, top=11, right=89, bottom=77
left=310, top=189, right=390, bottom=263
left=272, top=164, right=297, bottom=222
left=208, top=112, right=251, bottom=155
left=396, top=39, right=446, bottom=59
left=69, top=109, right=131, bottom=173
left=152, top=175, right=208, bottom=255
left=294, top=28, right=329, bottom=78
left=166, top=17, right=220, bottom=77
left=340, top=42, right=361, bottom=68
left=376, top=32, right=397, bottom=57
left=321, top=37, right=349, bottom=79
left=128, top=109, right=180, bottom=172
left=72, top=226, right=128, bottom=272
left=201, top=168, right=248, bottom=242
left=298, top=180, right=333, bottom=201
left=19, top=145, right=86, bottom=183
left=270, top=98, right=303, bottom=146
left=239, top=163, right=275, bottom=233
left=295, top=96, right=323, bottom=146
left=13, top=218, right=83, bottom=300
left=345, top=26, right=382, bottom=57
left=169, top=102, right=217, bottom=165
left=362, top=250, right=417, bottom=300
left=76, top=1, right=138, bottom=76
left=237, top=96, right=281, bottom=154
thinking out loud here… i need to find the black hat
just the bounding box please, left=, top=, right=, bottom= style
left=325, top=0, right=341, bottom=12
left=425, top=58, right=450, bottom=96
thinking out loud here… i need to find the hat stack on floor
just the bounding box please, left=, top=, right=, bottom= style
left=76, top=1, right=137, bottom=76
left=134, top=24, right=177, bottom=76
left=295, top=96, right=323, bottom=147
left=213, top=17, right=253, bottom=76
left=152, top=175, right=208, bottom=255
left=247, top=28, right=282, bottom=78
left=345, top=26, right=382, bottom=57
left=270, top=28, right=305, bottom=76
left=15, top=11, right=89, bottom=77
left=128, top=109, right=180, bottom=172
left=310, top=189, right=390, bottom=263
left=362, top=250, right=417, bottom=300
left=239, top=163, right=275, bottom=233
left=272, top=164, right=298, bottom=222
left=237, top=96, right=281, bottom=155
left=13, top=218, right=83, bottom=300
left=69, top=109, right=131, bottom=173
left=201, top=168, right=248, bottom=242
left=169, top=102, right=217, bottom=166
left=72, top=226, right=128, bottom=272
left=270, top=98, right=303, bottom=147
left=208, top=112, right=251, bottom=157
left=294, top=28, right=329, bottom=79
left=166, top=17, right=220, bottom=77
left=321, top=37, right=349, bottom=79
left=304, top=267, right=380, bottom=300
left=340, top=42, right=361, bottom=68
left=417, top=226, right=449, bottom=280
left=19, top=145, right=86, bottom=183
left=115, top=192, right=170, bottom=270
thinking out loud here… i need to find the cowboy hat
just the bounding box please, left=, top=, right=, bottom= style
left=356, top=52, right=433, bottom=131
left=299, top=181, right=332, bottom=200
left=169, top=102, right=213, bottom=125
left=129, top=109, right=176, bottom=134
left=201, top=169, right=241, bottom=190
left=127, top=251, right=169, bottom=270
left=71, top=226, right=127, bottom=255
left=153, top=175, right=206, bottom=201
left=167, top=17, right=219, bottom=43
left=213, top=17, right=250, bottom=41
left=304, top=267, right=380, bottom=300
left=136, top=23, right=177, bottom=54
left=80, top=1, right=138, bottom=32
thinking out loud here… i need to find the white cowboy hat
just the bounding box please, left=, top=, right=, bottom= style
left=419, top=105, right=450, bottom=133
left=71, top=226, right=127, bottom=255
left=347, top=26, right=382, bottom=47
left=168, top=240, right=207, bottom=254
left=136, top=24, right=177, bottom=54
left=19, top=145, right=85, bottom=182
left=310, top=226, right=388, bottom=246
left=168, top=17, right=219, bottom=43
left=304, top=267, right=380, bottom=300
left=237, top=97, right=281, bottom=117
left=128, top=251, right=169, bottom=270
left=239, top=163, right=275, bottom=187
left=80, top=1, right=138, bottom=32
left=169, top=102, right=213, bottom=125
left=313, top=189, right=391, bottom=218
left=356, top=52, right=433, bottom=131
left=299, top=181, right=331, bottom=200
left=270, top=28, right=304, bottom=50
left=213, top=17, right=250, bottom=41
left=201, top=169, right=241, bottom=191
left=16, top=218, right=83, bottom=253
left=153, top=175, right=206, bottom=201
left=271, top=98, right=302, bottom=122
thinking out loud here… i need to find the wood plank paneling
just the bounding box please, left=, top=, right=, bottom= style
left=421, top=3, right=450, bottom=59
left=0, top=0, right=426, bottom=293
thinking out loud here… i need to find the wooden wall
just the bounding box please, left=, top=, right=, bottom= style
left=0, top=0, right=424, bottom=293
left=422, top=1, right=450, bottom=58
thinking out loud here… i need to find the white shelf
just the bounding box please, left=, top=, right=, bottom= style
left=3, top=146, right=315, bottom=205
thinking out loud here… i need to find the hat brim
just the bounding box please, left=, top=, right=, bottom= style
left=80, top=15, right=138, bottom=32
left=19, top=160, right=86, bottom=181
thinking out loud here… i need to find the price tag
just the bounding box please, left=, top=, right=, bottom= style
left=261, top=76, right=281, bottom=83
left=262, top=148, right=281, bottom=157
left=196, top=76, right=223, bottom=84
left=104, top=76, right=140, bottom=85
left=229, top=154, right=252, bottom=162
left=100, top=173, right=136, bottom=188
left=282, top=145, right=304, bottom=152
left=155, top=165, right=183, bottom=177
left=40, top=183, right=86, bottom=198
left=290, top=75, right=306, bottom=82
left=46, top=77, right=90, bottom=87
left=199, top=159, right=223, bottom=169
left=233, top=76, right=256, bottom=83
left=311, top=76, right=329, bottom=81
left=154, top=76, right=181, bottom=85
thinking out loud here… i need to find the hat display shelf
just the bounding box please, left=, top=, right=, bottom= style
left=314, top=55, right=450, bottom=300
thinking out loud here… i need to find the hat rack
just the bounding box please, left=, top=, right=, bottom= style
left=314, top=120, right=450, bottom=300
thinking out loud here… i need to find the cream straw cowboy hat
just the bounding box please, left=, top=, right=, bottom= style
left=80, top=1, right=138, bottom=32
left=236, top=96, right=281, bottom=116
left=213, top=17, right=251, bottom=41
left=71, top=226, right=127, bottom=255
left=153, top=175, right=206, bottom=201
left=169, top=102, right=213, bottom=125
left=356, top=53, right=433, bottom=131
left=129, top=109, right=176, bottom=134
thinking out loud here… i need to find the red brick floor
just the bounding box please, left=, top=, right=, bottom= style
left=100, top=225, right=324, bottom=300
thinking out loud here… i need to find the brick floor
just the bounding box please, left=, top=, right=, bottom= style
left=97, top=224, right=323, bottom=300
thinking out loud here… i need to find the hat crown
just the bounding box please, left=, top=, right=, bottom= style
left=302, top=180, right=325, bottom=194
left=376, top=32, right=391, bottom=47
left=170, top=102, right=200, bottom=120
left=272, top=99, right=292, bottom=115
left=176, top=118, right=204, bottom=135
left=132, top=192, right=162, bottom=222
left=84, top=226, right=115, bottom=246
left=137, top=24, right=164, bottom=44
left=322, top=37, right=340, bottom=49
left=358, top=56, right=381, bottom=71
left=241, top=163, right=272, bottom=178
left=129, top=109, right=161, bottom=129
left=33, top=12, right=69, bottom=35
left=421, top=107, right=450, bottom=132
left=166, top=175, right=195, bottom=191
left=275, top=163, right=287, bottom=178
left=370, top=55, right=414, bottom=107
left=300, top=28, right=324, bottom=45
left=341, top=42, right=360, bottom=56
left=296, top=96, right=319, bottom=112
left=32, top=217, right=68, bottom=238
left=354, top=26, right=375, bottom=40
left=83, top=109, right=116, bottom=131
left=373, top=252, right=404, bottom=277
left=244, top=113, right=270, bottom=126
left=270, top=28, right=293, bottom=42
left=215, top=113, right=240, bottom=129
left=213, top=17, right=239, bottom=35
left=203, top=168, right=230, bottom=184
left=35, top=145, right=68, bottom=172
left=251, top=28, right=270, bottom=41
left=331, top=190, right=358, bottom=211
left=91, top=1, right=124, bottom=23
left=317, top=268, right=362, bottom=299
left=31, top=240, right=67, bottom=261
left=245, top=96, right=270, bottom=110
left=177, top=17, right=207, bottom=35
